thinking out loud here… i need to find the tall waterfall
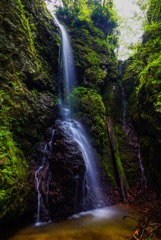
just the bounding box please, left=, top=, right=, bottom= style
left=54, top=17, right=76, bottom=100
left=50, top=9, right=101, bottom=209
left=34, top=3, right=103, bottom=224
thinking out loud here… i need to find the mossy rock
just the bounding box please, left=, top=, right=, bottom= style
left=0, top=0, right=59, bottom=221
left=69, top=87, right=117, bottom=186
left=0, top=127, right=28, bottom=221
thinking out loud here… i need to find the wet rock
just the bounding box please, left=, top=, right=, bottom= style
left=29, top=120, right=86, bottom=222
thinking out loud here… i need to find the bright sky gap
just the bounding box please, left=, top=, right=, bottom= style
left=47, top=0, right=144, bottom=60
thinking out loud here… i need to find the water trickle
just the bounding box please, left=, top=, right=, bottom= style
left=46, top=169, right=52, bottom=214
left=121, top=84, right=128, bottom=126
left=35, top=144, right=47, bottom=223
left=121, top=82, right=147, bottom=188
left=49, top=129, right=55, bottom=155
left=138, top=145, right=147, bottom=188
left=35, top=128, right=55, bottom=223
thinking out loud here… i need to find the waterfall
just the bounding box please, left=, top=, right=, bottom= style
left=49, top=11, right=102, bottom=209
left=138, top=146, right=147, bottom=188
left=35, top=144, right=47, bottom=223
left=121, top=81, right=147, bottom=188
left=121, top=85, right=128, bottom=126
left=35, top=129, right=55, bottom=224
left=53, top=15, right=76, bottom=102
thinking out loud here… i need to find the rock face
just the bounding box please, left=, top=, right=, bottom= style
left=49, top=120, right=86, bottom=220
left=0, top=0, right=59, bottom=154
left=122, top=0, right=161, bottom=194
left=29, top=120, right=86, bottom=222
left=101, top=71, right=144, bottom=186
left=29, top=120, right=125, bottom=222
left=0, top=0, right=59, bottom=222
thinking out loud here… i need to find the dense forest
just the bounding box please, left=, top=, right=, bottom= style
left=0, top=0, right=161, bottom=239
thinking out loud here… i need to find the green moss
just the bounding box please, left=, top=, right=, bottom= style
left=70, top=87, right=106, bottom=145
left=69, top=87, right=117, bottom=185
left=0, top=125, right=28, bottom=219
left=122, top=0, right=161, bottom=193
left=102, top=129, right=117, bottom=186
left=113, top=132, right=129, bottom=189
left=0, top=0, right=59, bottom=221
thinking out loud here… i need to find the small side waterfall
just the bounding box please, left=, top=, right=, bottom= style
left=35, top=129, right=55, bottom=224
left=35, top=144, right=47, bottom=223
left=121, top=81, right=147, bottom=188
left=121, top=85, right=128, bottom=126
left=138, top=146, right=147, bottom=188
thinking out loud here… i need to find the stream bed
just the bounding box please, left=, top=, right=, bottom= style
left=2, top=205, right=143, bottom=240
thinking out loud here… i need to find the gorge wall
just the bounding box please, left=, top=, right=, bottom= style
left=122, top=0, right=161, bottom=194
left=0, top=0, right=59, bottom=221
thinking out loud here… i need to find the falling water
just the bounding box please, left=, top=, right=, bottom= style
left=121, top=82, right=147, bottom=188
left=35, top=144, right=47, bottom=223
left=138, top=146, right=147, bottom=188
left=49, top=129, right=55, bottom=155
left=35, top=128, right=55, bottom=224
left=62, top=120, right=100, bottom=208
left=122, top=85, right=127, bottom=125
left=53, top=15, right=76, bottom=101
left=48, top=9, right=102, bottom=209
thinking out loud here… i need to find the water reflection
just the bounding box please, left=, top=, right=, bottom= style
left=2, top=205, right=143, bottom=240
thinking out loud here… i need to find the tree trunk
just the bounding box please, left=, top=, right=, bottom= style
left=107, top=117, right=129, bottom=203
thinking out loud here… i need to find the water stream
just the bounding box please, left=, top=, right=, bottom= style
left=34, top=5, right=103, bottom=223
left=138, top=146, right=147, bottom=188
left=121, top=82, right=147, bottom=188
left=35, top=129, right=55, bottom=224
left=35, top=144, right=47, bottom=223
left=51, top=12, right=102, bottom=208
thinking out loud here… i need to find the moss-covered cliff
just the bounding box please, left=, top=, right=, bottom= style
left=122, top=0, right=161, bottom=193
left=0, top=0, right=59, bottom=221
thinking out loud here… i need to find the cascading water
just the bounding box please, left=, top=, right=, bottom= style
left=48, top=8, right=102, bottom=210
left=138, top=146, right=147, bottom=188
left=61, top=120, right=100, bottom=209
left=121, top=80, right=147, bottom=188
left=121, top=85, right=128, bottom=126
left=53, top=15, right=76, bottom=101
left=35, top=129, right=55, bottom=224
left=35, top=144, right=47, bottom=223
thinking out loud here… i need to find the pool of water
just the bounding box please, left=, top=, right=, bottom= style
left=2, top=205, right=143, bottom=240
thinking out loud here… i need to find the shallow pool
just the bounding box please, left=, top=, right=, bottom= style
left=2, top=205, right=143, bottom=240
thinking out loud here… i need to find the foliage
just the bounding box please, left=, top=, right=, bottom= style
left=123, top=1, right=161, bottom=111
left=0, top=120, right=29, bottom=219
left=122, top=0, right=161, bottom=193
left=56, top=0, right=118, bottom=40
left=69, top=87, right=106, bottom=146
left=69, top=87, right=117, bottom=185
